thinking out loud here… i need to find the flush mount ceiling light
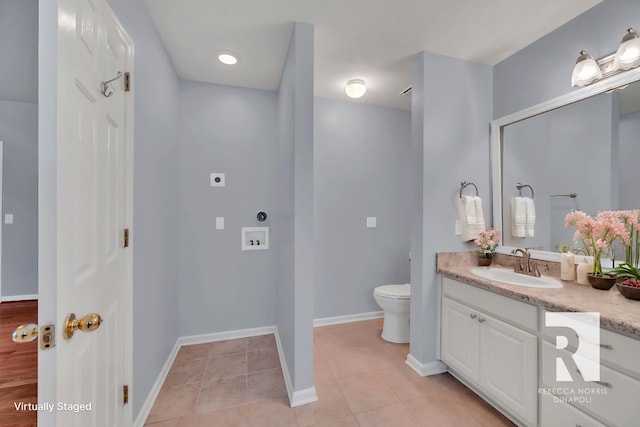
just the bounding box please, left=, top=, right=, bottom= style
left=613, top=28, right=640, bottom=70
left=217, top=51, right=238, bottom=65
left=571, top=27, right=640, bottom=87
left=571, top=51, right=602, bottom=87
left=345, top=79, right=366, bottom=98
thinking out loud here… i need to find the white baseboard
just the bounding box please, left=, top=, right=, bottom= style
left=405, top=354, right=448, bottom=377
left=313, top=311, right=383, bottom=327
left=1, top=294, right=38, bottom=302
left=178, top=325, right=277, bottom=347
left=133, top=340, right=181, bottom=427
left=273, top=330, right=318, bottom=407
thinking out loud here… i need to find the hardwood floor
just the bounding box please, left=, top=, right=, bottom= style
left=0, top=301, right=37, bottom=427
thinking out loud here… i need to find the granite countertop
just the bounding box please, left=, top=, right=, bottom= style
left=437, top=252, right=640, bottom=339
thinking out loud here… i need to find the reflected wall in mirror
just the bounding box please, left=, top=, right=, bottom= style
left=493, top=70, right=640, bottom=258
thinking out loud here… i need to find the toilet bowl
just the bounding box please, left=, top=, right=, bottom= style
left=373, top=284, right=410, bottom=343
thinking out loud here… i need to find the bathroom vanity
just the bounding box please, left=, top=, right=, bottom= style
left=437, top=253, right=640, bottom=427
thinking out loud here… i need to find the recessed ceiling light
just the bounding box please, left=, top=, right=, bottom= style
left=218, top=51, right=238, bottom=65
left=345, top=79, right=366, bottom=98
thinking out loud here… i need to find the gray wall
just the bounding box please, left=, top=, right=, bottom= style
left=0, top=100, right=38, bottom=297
left=411, top=51, right=492, bottom=367
left=107, top=0, right=181, bottom=419
left=494, top=0, right=640, bottom=118
left=276, top=22, right=315, bottom=393
left=619, top=110, right=640, bottom=210
left=177, top=80, right=278, bottom=335
left=314, top=98, right=411, bottom=318
left=0, top=0, right=38, bottom=298
left=0, top=0, right=38, bottom=103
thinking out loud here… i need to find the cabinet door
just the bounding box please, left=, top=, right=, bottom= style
left=441, top=297, right=480, bottom=383
left=480, top=313, right=538, bottom=426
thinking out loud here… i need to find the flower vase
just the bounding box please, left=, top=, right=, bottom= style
left=477, top=256, right=493, bottom=267
left=587, top=274, right=616, bottom=290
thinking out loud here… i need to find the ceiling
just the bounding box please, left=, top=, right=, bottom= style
left=144, top=0, right=602, bottom=110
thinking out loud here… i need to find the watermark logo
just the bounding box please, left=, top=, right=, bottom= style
left=545, top=312, right=600, bottom=382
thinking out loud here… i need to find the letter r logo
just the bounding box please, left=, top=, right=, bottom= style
left=545, top=312, right=600, bottom=382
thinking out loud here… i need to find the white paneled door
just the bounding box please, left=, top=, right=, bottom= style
left=51, top=0, right=133, bottom=425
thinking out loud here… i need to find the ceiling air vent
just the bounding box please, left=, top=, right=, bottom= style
left=400, top=86, right=412, bottom=96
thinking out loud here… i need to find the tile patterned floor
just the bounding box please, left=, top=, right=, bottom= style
left=145, top=319, right=515, bottom=426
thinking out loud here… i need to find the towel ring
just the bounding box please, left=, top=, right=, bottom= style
left=516, top=182, right=534, bottom=198
left=459, top=180, right=479, bottom=198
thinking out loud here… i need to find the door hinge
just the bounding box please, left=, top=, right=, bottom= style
left=124, top=228, right=129, bottom=248
left=124, top=72, right=131, bottom=92
left=123, top=385, right=129, bottom=405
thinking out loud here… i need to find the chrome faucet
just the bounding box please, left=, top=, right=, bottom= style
left=512, top=248, right=541, bottom=277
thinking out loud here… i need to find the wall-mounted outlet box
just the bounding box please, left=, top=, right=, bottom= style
left=242, top=227, right=269, bottom=251
left=210, top=173, right=225, bottom=187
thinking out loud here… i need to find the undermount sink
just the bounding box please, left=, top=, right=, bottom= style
left=470, top=267, right=563, bottom=289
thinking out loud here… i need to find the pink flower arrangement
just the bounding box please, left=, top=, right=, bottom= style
left=565, top=210, right=630, bottom=276
left=614, top=210, right=640, bottom=267
left=475, top=228, right=500, bottom=259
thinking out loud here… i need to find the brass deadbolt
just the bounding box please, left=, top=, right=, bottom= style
left=63, top=313, right=103, bottom=340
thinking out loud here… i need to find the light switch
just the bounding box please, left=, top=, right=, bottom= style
left=455, top=219, right=461, bottom=236
left=4, top=214, right=13, bottom=224
left=210, top=173, right=225, bottom=187
left=366, top=217, right=376, bottom=228
left=216, top=217, right=224, bottom=230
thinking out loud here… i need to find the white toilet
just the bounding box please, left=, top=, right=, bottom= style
left=373, top=284, right=410, bottom=343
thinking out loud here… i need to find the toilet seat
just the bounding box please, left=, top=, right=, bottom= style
left=374, top=284, right=410, bottom=299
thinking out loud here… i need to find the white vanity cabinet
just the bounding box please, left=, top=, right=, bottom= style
left=440, top=277, right=538, bottom=426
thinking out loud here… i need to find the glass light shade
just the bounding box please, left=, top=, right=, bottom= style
left=571, top=51, right=602, bottom=87
left=613, top=28, right=640, bottom=70
left=345, top=79, right=366, bottom=98
left=218, top=51, right=238, bottom=65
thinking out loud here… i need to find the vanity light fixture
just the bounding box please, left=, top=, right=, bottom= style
left=613, top=28, right=640, bottom=70
left=571, top=27, right=640, bottom=87
left=345, top=79, right=366, bottom=98
left=571, top=51, right=602, bottom=87
left=217, top=51, right=238, bottom=65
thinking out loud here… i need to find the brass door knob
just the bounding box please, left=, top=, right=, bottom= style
left=63, top=313, right=103, bottom=340
left=12, top=323, right=38, bottom=343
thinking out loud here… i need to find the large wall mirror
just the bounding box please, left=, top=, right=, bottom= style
left=491, top=67, right=640, bottom=261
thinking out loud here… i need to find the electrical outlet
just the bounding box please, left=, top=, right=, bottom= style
left=210, top=173, right=225, bottom=187
left=4, top=214, right=13, bottom=224
left=366, top=217, right=376, bottom=228
left=216, top=217, right=224, bottom=230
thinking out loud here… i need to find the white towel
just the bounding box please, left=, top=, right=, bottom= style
left=524, top=197, right=535, bottom=237
left=511, top=197, right=526, bottom=238
left=473, top=197, right=485, bottom=229
left=462, top=196, right=476, bottom=225
left=458, top=196, right=484, bottom=241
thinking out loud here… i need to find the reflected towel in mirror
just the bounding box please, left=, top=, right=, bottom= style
left=511, top=197, right=526, bottom=237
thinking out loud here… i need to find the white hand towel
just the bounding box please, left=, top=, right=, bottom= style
left=458, top=197, right=478, bottom=241
left=473, top=197, right=485, bottom=230
left=511, top=197, right=526, bottom=238
left=525, top=197, right=536, bottom=237
left=463, top=196, right=477, bottom=225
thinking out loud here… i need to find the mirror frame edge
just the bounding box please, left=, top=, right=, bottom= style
left=491, top=67, right=640, bottom=262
